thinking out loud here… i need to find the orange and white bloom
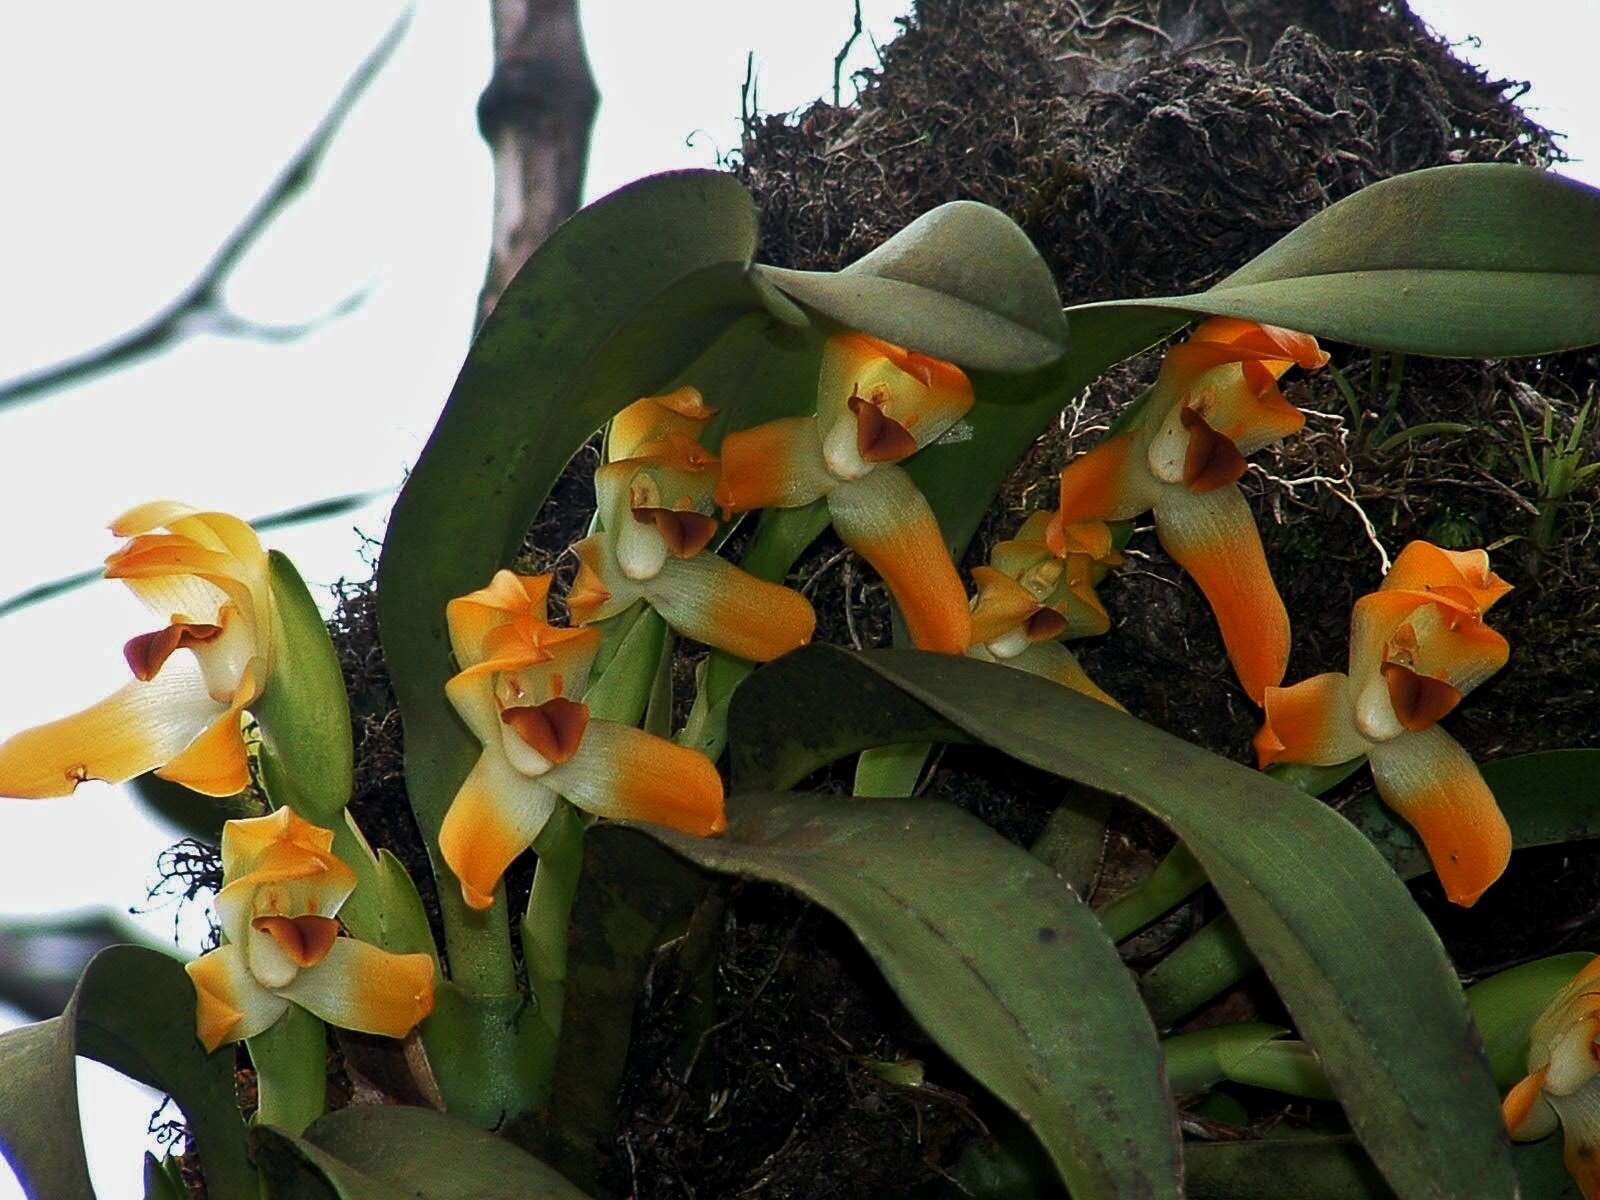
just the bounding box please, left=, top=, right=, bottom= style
left=1053, top=319, right=1328, bottom=702
left=0, top=502, right=276, bottom=800
left=715, top=331, right=975, bottom=654
left=967, top=512, right=1122, bottom=708
left=186, top=808, right=434, bottom=1052
left=1255, top=541, right=1513, bottom=906
left=1504, top=956, right=1600, bottom=1198
left=569, top=397, right=815, bottom=662
left=439, top=570, right=726, bottom=910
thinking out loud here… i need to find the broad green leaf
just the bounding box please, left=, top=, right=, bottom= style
left=255, top=1105, right=592, bottom=1199
left=377, top=169, right=764, bottom=903
left=1143, top=750, right=1600, bottom=1024
left=255, top=551, right=354, bottom=825
left=1186, top=1136, right=1578, bottom=1200
left=641, top=792, right=1182, bottom=1199
left=755, top=200, right=1069, bottom=371
left=0, top=945, right=255, bottom=1200
left=0, top=911, right=173, bottom=1020
left=1068, top=165, right=1600, bottom=357
left=730, top=646, right=1515, bottom=1200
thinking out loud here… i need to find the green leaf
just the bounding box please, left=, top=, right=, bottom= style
left=0, top=911, right=174, bottom=1021
left=376, top=168, right=762, bottom=912
left=1161, top=1023, right=1288, bottom=1096
left=0, top=945, right=255, bottom=1200
left=1144, top=750, right=1600, bottom=1025
left=730, top=646, right=1515, bottom=1200
left=1067, top=165, right=1600, bottom=358
left=1469, top=954, right=1591, bottom=1089
left=755, top=200, right=1069, bottom=371
left=256, top=1105, right=593, bottom=1199
left=641, top=792, right=1182, bottom=1199
left=1186, top=1136, right=1580, bottom=1200
left=255, top=550, right=354, bottom=824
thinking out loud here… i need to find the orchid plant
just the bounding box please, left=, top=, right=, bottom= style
left=1, top=163, right=1598, bottom=1200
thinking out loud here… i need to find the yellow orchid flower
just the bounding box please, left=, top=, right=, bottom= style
left=186, top=808, right=434, bottom=1052
left=0, top=501, right=276, bottom=799
left=966, top=512, right=1123, bottom=709
left=1052, top=318, right=1329, bottom=702
left=1255, top=541, right=1513, bottom=906
left=569, top=410, right=815, bottom=662
left=715, top=331, right=975, bottom=654
left=605, top=384, right=717, bottom=463
left=1504, top=956, right=1600, bottom=1198
left=439, top=570, right=726, bottom=910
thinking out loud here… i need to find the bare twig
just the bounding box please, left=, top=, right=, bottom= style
left=833, top=0, right=865, bottom=107
left=0, top=11, right=412, bottom=411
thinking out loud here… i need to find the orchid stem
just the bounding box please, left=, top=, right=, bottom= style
left=247, top=1005, right=326, bottom=1134
left=1097, top=841, right=1207, bottom=943
left=853, top=742, right=931, bottom=797
left=520, top=800, right=586, bottom=1098
left=1030, top=786, right=1113, bottom=897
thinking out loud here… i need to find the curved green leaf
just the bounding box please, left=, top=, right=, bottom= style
left=255, top=550, right=354, bottom=824
left=0, top=945, right=255, bottom=1200
left=731, top=646, right=1515, bottom=1200
left=641, top=792, right=1182, bottom=1199
left=256, top=1105, right=592, bottom=1199
left=1142, top=750, right=1600, bottom=1024
left=1068, top=164, right=1600, bottom=358
left=756, top=200, right=1069, bottom=371
left=1186, top=1136, right=1578, bottom=1200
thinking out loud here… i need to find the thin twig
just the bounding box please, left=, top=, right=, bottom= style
left=0, top=9, right=412, bottom=410
left=832, top=0, right=865, bottom=107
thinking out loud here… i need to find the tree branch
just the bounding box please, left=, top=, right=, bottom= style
left=475, top=0, right=600, bottom=322
left=0, top=9, right=413, bottom=412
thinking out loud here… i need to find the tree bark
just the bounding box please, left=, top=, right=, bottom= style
left=476, top=0, right=600, bottom=322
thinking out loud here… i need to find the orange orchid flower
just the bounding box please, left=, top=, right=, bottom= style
left=1255, top=541, right=1513, bottom=906
left=715, top=331, right=975, bottom=654
left=186, top=808, right=434, bottom=1052
left=1052, top=318, right=1329, bottom=702
left=438, top=570, right=725, bottom=910
left=1504, top=956, right=1600, bottom=1198
left=569, top=396, right=815, bottom=662
left=966, top=512, right=1123, bottom=709
left=0, top=502, right=277, bottom=800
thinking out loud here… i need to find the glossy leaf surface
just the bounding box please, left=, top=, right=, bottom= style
left=756, top=200, right=1069, bottom=371
left=0, top=945, right=254, bottom=1200
left=643, top=791, right=1182, bottom=1200
left=732, top=646, right=1515, bottom=1200
left=256, top=1105, right=592, bottom=1199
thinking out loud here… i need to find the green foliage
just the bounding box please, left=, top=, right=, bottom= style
left=0, top=946, right=256, bottom=1200
left=255, top=1105, right=593, bottom=1199
left=730, top=645, right=1516, bottom=1200
left=643, top=791, right=1183, bottom=1200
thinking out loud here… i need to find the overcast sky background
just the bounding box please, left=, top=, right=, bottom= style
left=0, top=2, right=1593, bottom=1194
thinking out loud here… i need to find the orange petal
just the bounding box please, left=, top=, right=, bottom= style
left=549, top=721, right=725, bottom=836
left=714, top=417, right=833, bottom=514
left=1167, top=318, right=1329, bottom=377
left=637, top=507, right=719, bottom=558
left=1054, top=431, right=1159, bottom=529
left=438, top=750, right=560, bottom=910
left=156, top=706, right=250, bottom=797
left=1179, top=406, right=1249, bottom=492
left=445, top=570, right=553, bottom=666
left=0, top=661, right=224, bottom=799
left=1504, top=1070, right=1555, bottom=1139
left=645, top=553, right=815, bottom=662
left=278, top=938, right=435, bottom=1039
left=608, top=386, right=716, bottom=463
left=1254, top=673, right=1370, bottom=769
left=123, top=619, right=225, bottom=681
left=1381, top=663, right=1462, bottom=732
left=969, top=566, right=1052, bottom=647
left=1382, top=540, right=1513, bottom=615
left=1368, top=726, right=1511, bottom=907
left=185, top=944, right=289, bottom=1052
left=850, top=394, right=920, bottom=464
left=1154, top=484, right=1289, bottom=703
left=221, top=807, right=336, bottom=880
left=566, top=535, right=642, bottom=626
left=501, top=697, right=590, bottom=765
left=827, top=465, right=971, bottom=654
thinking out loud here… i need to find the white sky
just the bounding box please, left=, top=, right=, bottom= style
left=0, top=1, right=1593, bottom=1195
